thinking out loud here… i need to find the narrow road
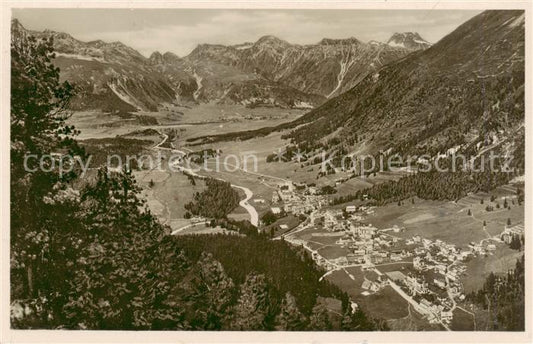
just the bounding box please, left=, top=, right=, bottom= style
left=230, top=184, right=259, bottom=226
left=153, top=133, right=168, bottom=149
left=205, top=160, right=290, bottom=183
left=171, top=221, right=210, bottom=235
left=382, top=270, right=452, bottom=331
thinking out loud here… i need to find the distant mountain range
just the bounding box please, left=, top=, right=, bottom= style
left=152, top=33, right=429, bottom=103
left=190, top=10, right=525, bottom=161
left=284, top=10, right=525, bottom=156
left=11, top=18, right=430, bottom=111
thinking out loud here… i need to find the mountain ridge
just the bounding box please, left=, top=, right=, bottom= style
left=188, top=10, right=524, bottom=165
left=11, top=18, right=432, bottom=111
left=179, top=32, right=427, bottom=99
left=283, top=10, right=525, bottom=159
left=387, top=32, right=432, bottom=50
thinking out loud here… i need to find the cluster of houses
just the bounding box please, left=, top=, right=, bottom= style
left=361, top=274, right=388, bottom=295
left=339, top=228, right=412, bottom=265
left=271, top=182, right=326, bottom=215
left=279, top=186, right=520, bottom=327
left=385, top=270, right=456, bottom=325
left=500, top=223, right=524, bottom=244
left=303, top=209, right=413, bottom=267
left=328, top=225, right=473, bottom=325
left=409, top=238, right=467, bottom=296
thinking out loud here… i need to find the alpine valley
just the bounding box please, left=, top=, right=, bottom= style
left=10, top=9, right=525, bottom=332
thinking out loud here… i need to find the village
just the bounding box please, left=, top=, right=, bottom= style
left=267, top=181, right=524, bottom=328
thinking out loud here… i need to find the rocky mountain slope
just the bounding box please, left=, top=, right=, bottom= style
left=189, top=10, right=524, bottom=168
left=178, top=33, right=426, bottom=100
left=11, top=19, right=330, bottom=111
left=11, top=17, right=430, bottom=112
left=282, top=10, right=525, bottom=158
left=387, top=32, right=432, bottom=50
left=11, top=19, right=179, bottom=112
left=149, top=45, right=326, bottom=109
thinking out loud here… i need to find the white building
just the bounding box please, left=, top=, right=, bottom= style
left=441, top=310, right=453, bottom=322
left=346, top=205, right=357, bottom=213
left=434, top=279, right=446, bottom=289
left=413, top=257, right=425, bottom=271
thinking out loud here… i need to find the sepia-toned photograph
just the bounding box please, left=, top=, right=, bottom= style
left=2, top=1, right=531, bottom=343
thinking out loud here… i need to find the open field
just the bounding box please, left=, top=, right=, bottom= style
left=306, top=241, right=325, bottom=251
left=291, top=226, right=335, bottom=243
left=317, top=245, right=352, bottom=260
left=365, top=186, right=523, bottom=249
left=335, top=178, right=374, bottom=196
left=325, top=257, right=428, bottom=329
left=187, top=129, right=357, bottom=187
left=135, top=169, right=207, bottom=225
left=366, top=199, right=486, bottom=247
left=374, top=262, right=415, bottom=274
left=387, top=304, right=444, bottom=331
left=450, top=307, right=476, bottom=331
left=308, top=235, right=343, bottom=246
left=461, top=245, right=523, bottom=293
left=161, top=102, right=306, bottom=124
left=326, top=268, right=365, bottom=299
left=357, top=286, right=409, bottom=320
left=325, top=267, right=409, bottom=321
left=67, top=103, right=305, bottom=142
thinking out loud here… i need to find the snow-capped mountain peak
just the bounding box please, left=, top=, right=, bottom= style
left=387, top=32, right=431, bottom=50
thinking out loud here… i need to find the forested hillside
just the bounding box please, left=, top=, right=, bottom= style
left=467, top=256, right=525, bottom=331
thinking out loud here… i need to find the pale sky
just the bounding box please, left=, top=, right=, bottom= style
left=12, top=9, right=481, bottom=57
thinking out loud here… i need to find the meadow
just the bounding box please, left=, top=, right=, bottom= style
left=364, top=185, right=523, bottom=249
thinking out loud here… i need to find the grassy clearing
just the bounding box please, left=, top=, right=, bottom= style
left=162, top=102, right=306, bottom=124
left=307, top=235, right=343, bottom=246
left=326, top=267, right=409, bottom=321
left=292, top=226, right=331, bottom=242
left=306, top=241, right=325, bottom=251
left=365, top=199, right=489, bottom=248
left=139, top=170, right=207, bottom=220
left=325, top=269, right=364, bottom=299
left=461, top=245, right=523, bottom=293
left=317, top=245, right=352, bottom=260
left=387, top=304, right=443, bottom=331
left=374, top=262, right=415, bottom=274
left=335, top=178, right=374, bottom=196
left=357, top=286, right=409, bottom=320
left=67, top=103, right=304, bottom=145
left=365, top=187, right=523, bottom=249
left=451, top=307, right=476, bottom=331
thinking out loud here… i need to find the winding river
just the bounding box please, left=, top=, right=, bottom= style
left=152, top=133, right=259, bottom=226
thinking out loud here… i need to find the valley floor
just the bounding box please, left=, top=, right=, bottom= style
left=69, top=105, right=525, bottom=331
